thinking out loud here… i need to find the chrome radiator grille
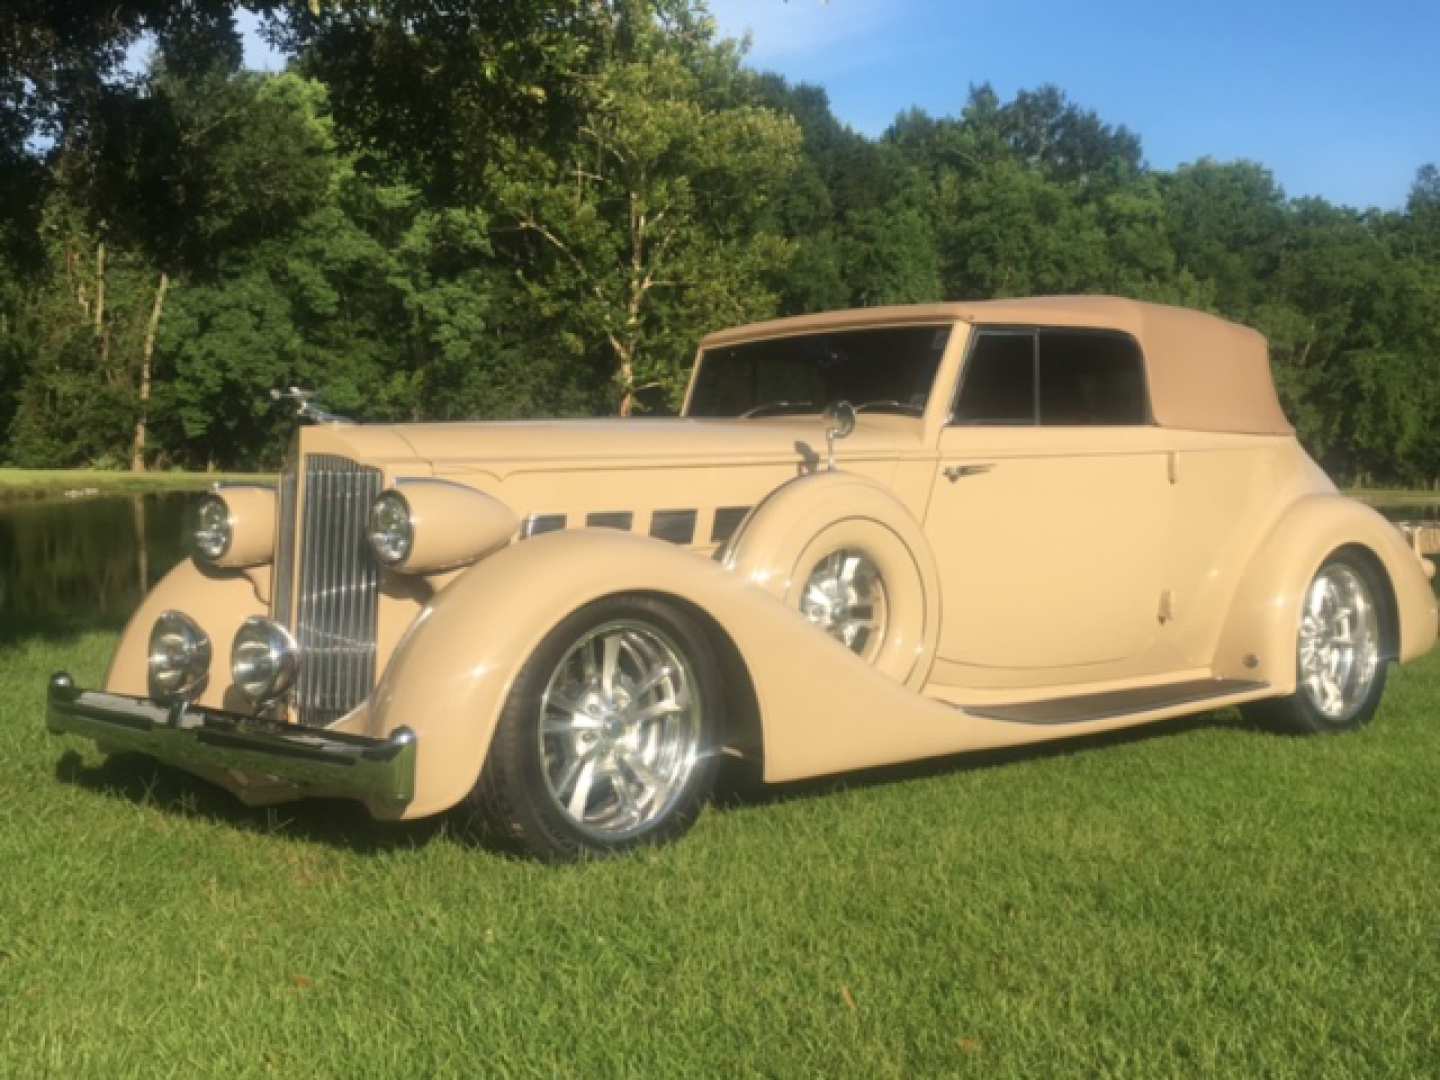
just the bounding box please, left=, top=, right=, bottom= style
left=271, top=464, right=298, bottom=625
left=272, top=453, right=383, bottom=727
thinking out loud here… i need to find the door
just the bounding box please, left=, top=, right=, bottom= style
left=925, top=327, right=1173, bottom=672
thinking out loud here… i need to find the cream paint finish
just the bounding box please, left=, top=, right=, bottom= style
left=722, top=472, right=941, bottom=688
left=385, top=479, right=517, bottom=574
left=926, top=425, right=1172, bottom=673
left=84, top=300, right=1439, bottom=819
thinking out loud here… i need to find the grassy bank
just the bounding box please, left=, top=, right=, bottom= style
left=1347, top=486, right=1440, bottom=509
left=0, top=468, right=274, bottom=501
left=3, top=631, right=1440, bottom=1076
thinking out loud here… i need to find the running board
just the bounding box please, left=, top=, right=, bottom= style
left=962, top=678, right=1269, bottom=726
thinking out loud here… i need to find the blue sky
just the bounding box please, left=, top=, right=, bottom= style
left=241, top=1, right=1438, bottom=210
left=706, top=0, right=1438, bottom=211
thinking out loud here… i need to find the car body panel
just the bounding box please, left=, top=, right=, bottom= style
left=63, top=296, right=1434, bottom=823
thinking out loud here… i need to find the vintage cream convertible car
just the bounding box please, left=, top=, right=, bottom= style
left=47, top=297, right=1439, bottom=859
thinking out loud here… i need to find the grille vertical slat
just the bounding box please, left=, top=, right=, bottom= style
left=272, top=466, right=298, bottom=624
left=280, top=453, right=382, bottom=727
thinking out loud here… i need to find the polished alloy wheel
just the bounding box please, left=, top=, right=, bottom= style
left=801, top=549, right=888, bottom=660
left=537, top=620, right=703, bottom=839
left=1298, top=563, right=1381, bottom=720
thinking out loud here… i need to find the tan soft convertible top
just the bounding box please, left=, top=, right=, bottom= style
left=701, top=296, right=1293, bottom=436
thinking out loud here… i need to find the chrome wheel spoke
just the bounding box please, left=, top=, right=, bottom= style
left=1297, top=564, right=1381, bottom=720
left=801, top=548, right=888, bottom=660
left=567, top=758, right=597, bottom=819
left=541, top=715, right=601, bottom=737
left=631, top=663, right=674, bottom=699
left=635, top=698, right=682, bottom=723
left=537, top=618, right=702, bottom=839
left=621, top=752, right=664, bottom=794
left=601, top=634, right=621, bottom=698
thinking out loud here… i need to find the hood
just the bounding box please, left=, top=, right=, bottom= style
left=376, top=415, right=925, bottom=476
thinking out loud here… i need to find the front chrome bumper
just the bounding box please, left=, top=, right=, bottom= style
left=45, top=673, right=416, bottom=812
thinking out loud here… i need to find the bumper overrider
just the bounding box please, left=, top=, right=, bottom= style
left=45, top=673, right=416, bottom=812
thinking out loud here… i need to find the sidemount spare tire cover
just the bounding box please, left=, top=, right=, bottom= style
left=721, top=472, right=941, bottom=689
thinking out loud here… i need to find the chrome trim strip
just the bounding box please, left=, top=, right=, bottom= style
left=46, top=673, right=415, bottom=810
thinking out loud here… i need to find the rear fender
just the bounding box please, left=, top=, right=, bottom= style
left=1214, top=495, right=1438, bottom=689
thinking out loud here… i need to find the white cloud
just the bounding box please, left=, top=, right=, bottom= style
left=706, top=0, right=898, bottom=68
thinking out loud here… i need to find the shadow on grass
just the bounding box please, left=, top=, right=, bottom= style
left=713, top=706, right=1259, bottom=811
left=53, top=749, right=451, bottom=856
left=51, top=705, right=1268, bottom=859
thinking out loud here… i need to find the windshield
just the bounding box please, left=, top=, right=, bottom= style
left=686, top=324, right=952, bottom=418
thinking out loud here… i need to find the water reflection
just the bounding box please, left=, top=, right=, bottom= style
left=0, top=494, right=190, bottom=640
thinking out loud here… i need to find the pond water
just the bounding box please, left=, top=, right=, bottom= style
left=2, top=492, right=1438, bottom=642
left=0, top=494, right=191, bottom=639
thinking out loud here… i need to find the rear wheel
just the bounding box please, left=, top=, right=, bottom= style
left=468, top=595, right=720, bottom=861
left=1244, top=555, right=1389, bottom=734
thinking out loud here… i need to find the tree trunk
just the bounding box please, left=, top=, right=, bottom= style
left=94, top=242, right=105, bottom=335
left=131, top=271, right=169, bottom=473
left=617, top=346, right=634, bottom=417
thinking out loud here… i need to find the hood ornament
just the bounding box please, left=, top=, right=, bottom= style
left=822, top=400, right=856, bottom=471
left=270, top=386, right=350, bottom=425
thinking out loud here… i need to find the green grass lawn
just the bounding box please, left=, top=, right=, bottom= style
left=3, top=631, right=1439, bottom=1076
left=0, top=468, right=274, bottom=500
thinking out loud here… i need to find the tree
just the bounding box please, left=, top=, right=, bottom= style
left=486, top=7, right=801, bottom=413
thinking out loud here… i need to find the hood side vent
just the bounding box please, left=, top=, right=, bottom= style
left=586, top=511, right=634, bottom=531
left=711, top=506, right=751, bottom=546
left=523, top=513, right=566, bottom=537
left=650, top=510, right=697, bottom=545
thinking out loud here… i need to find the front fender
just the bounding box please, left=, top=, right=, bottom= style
left=371, top=527, right=991, bottom=819
left=103, top=559, right=266, bottom=709
left=1214, top=495, right=1438, bottom=689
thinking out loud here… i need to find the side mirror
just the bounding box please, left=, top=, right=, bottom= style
left=823, top=400, right=856, bottom=470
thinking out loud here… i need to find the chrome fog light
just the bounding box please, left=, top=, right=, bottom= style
left=148, top=611, right=212, bottom=703
left=231, top=617, right=299, bottom=704
left=368, top=490, right=414, bottom=567
left=190, top=492, right=233, bottom=561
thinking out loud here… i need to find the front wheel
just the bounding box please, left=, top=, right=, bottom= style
left=1244, top=555, right=1389, bottom=735
left=467, top=595, right=720, bottom=861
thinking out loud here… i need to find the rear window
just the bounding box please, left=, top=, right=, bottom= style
left=952, top=327, right=1149, bottom=426
left=1039, top=330, right=1148, bottom=425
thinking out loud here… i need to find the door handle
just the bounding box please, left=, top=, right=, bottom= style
left=942, top=463, right=995, bottom=483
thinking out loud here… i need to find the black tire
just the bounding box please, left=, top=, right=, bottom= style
left=466, top=594, right=721, bottom=861
left=1243, top=554, right=1391, bottom=735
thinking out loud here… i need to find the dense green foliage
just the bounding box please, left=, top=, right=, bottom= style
left=3, top=1, right=1439, bottom=479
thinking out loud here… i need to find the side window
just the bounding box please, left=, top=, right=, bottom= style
left=1038, top=330, right=1149, bottom=426
left=952, top=331, right=1035, bottom=424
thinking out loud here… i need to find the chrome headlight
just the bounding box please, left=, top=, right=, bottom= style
left=147, top=611, right=212, bottom=703
left=368, top=490, right=414, bottom=567
left=191, top=493, right=233, bottom=561
left=231, top=617, right=299, bottom=704
left=368, top=482, right=518, bottom=574
left=189, top=487, right=275, bottom=567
